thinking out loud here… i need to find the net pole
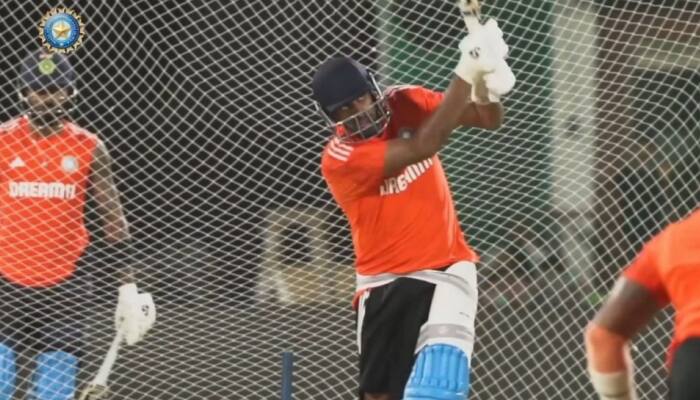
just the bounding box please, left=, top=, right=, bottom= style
left=281, top=351, right=294, bottom=400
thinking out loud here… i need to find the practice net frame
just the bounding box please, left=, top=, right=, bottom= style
left=0, top=0, right=698, bottom=399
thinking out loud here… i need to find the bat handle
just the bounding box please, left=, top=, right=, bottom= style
left=459, top=0, right=483, bottom=33
left=93, top=327, right=125, bottom=386
left=463, top=15, right=482, bottom=33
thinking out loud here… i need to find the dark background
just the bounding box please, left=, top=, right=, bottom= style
left=0, top=0, right=380, bottom=305
left=0, top=1, right=695, bottom=399
left=1, top=1, right=376, bottom=398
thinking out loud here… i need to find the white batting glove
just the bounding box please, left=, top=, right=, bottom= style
left=115, top=283, right=156, bottom=345
left=454, top=18, right=508, bottom=84
left=476, top=58, right=516, bottom=103
left=481, top=19, right=508, bottom=59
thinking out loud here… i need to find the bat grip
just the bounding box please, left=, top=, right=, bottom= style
left=463, top=15, right=482, bottom=33
left=459, top=0, right=483, bottom=33
left=92, top=327, right=125, bottom=386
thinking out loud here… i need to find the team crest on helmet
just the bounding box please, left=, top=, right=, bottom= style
left=37, top=58, right=58, bottom=76
left=61, top=156, right=78, bottom=173
left=38, top=7, right=85, bottom=54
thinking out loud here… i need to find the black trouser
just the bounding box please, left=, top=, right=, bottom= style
left=356, top=278, right=436, bottom=399
left=0, top=277, right=86, bottom=356
left=670, top=337, right=700, bottom=400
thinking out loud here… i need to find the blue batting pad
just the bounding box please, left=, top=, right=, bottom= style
left=0, top=343, right=16, bottom=400
left=404, top=344, right=470, bottom=400
left=31, top=351, right=78, bottom=400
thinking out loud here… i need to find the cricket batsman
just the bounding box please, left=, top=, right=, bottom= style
left=312, top=17, right=515, bottom=400
left=0, top=50, right=155, bottom=400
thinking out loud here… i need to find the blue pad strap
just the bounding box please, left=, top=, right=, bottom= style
left=31, top=351, right=78, bottom=400
left=0, top=343, right=16, bottom=400
left=404, top=344, right=470, bottom=400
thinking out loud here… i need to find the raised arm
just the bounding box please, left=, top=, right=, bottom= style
left=383, top=19, right=512, bottom=177
left=383, top=77, right=493, bottom=176
left=456, top=94, right=503, bottom=129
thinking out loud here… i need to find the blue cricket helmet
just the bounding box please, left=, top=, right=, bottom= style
left=311, top=55, right=390, bottom=140
left=18, top=50, right=77, bottom=95
left=312, top=56, right=374, bottom=115
left=17, top=50, right=78, bottom=126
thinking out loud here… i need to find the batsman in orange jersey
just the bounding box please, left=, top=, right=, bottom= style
left=585, top=208, right=700, bottom=400
left=311, top=18, right=515, bottom=400
left=0, top=51, right=155, bottom=400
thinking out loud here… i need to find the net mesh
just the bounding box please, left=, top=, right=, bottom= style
left=0, top=0, right=698, bottom=399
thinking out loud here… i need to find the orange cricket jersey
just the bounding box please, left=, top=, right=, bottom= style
left=623, top=208, right=700, bottom=367
left=321, top=85, right=478, bottom=277
left=0, top=116, right=98, bottom=287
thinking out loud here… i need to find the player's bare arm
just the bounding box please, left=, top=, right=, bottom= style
left=380, top=71, right=503, bottom=177
left=88, top=138, right=156, bottom=348
left=382, top=77, right=489, bottom=177
left=456, top=93, right=503, bottom=129
left=589, top=277, right=660, bottom=339
left=90, top=139, right=130, bottom=244
left=585, top=277, right=662, bottom=400
left=89, top=139, right=135, bottom=284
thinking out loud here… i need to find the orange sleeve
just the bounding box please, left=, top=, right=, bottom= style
left=399, top=86, right=444, bottom=116
left=419, top=87, right=444, bottom=114
left=321, top=138, right=387, bottom=200
left=623, top=236, right=670, bottom=306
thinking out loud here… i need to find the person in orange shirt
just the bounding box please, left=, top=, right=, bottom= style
left=312, top=19, right=515, bottom=400
left=585, top=208, right=700, bottom=400
left=0, top=51, right=155, bottom=400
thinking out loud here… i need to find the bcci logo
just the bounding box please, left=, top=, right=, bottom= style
left=38, top=8, right=85, bottom=54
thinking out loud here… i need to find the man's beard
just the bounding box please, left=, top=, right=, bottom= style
left=28, top=108, right=66, bottom=130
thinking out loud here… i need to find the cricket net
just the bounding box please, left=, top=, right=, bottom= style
left=0, top=0, right=697, bottom=399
